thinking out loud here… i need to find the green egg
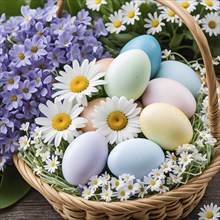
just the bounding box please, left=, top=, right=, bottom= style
left=104, top=49, right=151, bottom=100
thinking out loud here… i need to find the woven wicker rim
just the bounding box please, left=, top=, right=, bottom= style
left=13, top=0, right=220, bottom=219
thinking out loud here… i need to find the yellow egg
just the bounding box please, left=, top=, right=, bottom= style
left=140, top=103, right=193, bottom=151
left=81, top=98, right=105, bottom=132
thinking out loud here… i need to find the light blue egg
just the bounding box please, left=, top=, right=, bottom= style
left=107, top=138, right=165, bottom=179
left=155, top=61, right=202, bottom=97
left=120, top=35, right=162, bottom=79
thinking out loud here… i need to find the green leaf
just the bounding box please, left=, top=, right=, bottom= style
left=0, top=0, right=27, bottom=17
left=30, top=0, right=46, bottom=9
left=169, top=33, right=185, bottom=49
left=0, top=165, right=31, bottom=209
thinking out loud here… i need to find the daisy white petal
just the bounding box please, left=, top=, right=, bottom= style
left=200, top=0, right=220, bottom=11
left=198, top=203, right=220, bottom=220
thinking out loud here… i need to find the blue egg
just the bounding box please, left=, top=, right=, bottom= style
left=155, top=61, right=202, bottom=97
left=120, top=35, right=162, bottom=79
left=107, top=139, right=165, bottom=179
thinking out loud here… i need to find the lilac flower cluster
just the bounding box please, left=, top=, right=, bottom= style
left=0, top=1, right=109, bottom=171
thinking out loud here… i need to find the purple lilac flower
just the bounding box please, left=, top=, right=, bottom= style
left=0, top=117, right=14, bottom=134
left=47, top=48, right=66, bottom=67
left=51, top=18, right=67, bottom=35
left=2, top=89, right=23, bottom=111
left=94, top=19, right=108, bottom=37
left=66, top=43, right=81, bottom=61
left=56, top=31, right=73, bottom=47
left=3, top=75, right=20, bottom=91
left=20, top=6, right=36, bottom=29
left=45, top=5, right=59, bottom=22
left=76, top=9, right=92, bottom=26
left=19, top=80, right=38, bottom=100
left=4, top=16, right=22, bottom=33
left=9, top=45, right=31, bottom=67
left=34, top=22, right=49, bottom=43
left=25, top=35, right=47, bottom=60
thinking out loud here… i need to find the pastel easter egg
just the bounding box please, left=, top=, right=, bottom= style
left=104, top=49, right=151, bottom=100
left=62, top=131, right=108, bottom=185
left=81, top=98, right=105, bottom=132
left=155, top=60, right=201, bottom=97
left=120, top=35, right=161, bottom=78
left=141, top=78, right=196, bottom=118
left=96, top=58, right=114, bottom=73
left=107, top=138, right=165, bottom=179
left=140, top=103, right=193, bottom=151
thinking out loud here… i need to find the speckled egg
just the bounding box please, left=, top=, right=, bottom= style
left=155, top=60, right=201, bottom=97
left=140, top=103, right=193, bottom=151
left=120, top=35, right=161, bottom=79
left=62, top=131, right=108, bottom=185
left=107, top=138, right=165, bottom=179
left=81, top=98, right=105, bottom=132
left=104, top=49, right=151, bottom=100
left=141, top=78, right=196, bottom=118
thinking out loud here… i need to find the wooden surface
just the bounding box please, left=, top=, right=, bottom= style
left=1, top=172, right=219, bottom=220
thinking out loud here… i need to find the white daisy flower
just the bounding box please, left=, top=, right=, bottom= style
left=198, top=203, right=220, bottom=220
left=111, top=177, right=124, bottom=190
left=52, top=59, right=106, bottom=106
left=159, top=7, right=180, bottom=24
left=100, top=171, right=111, bottom=185
left=44, top=155, right=60, bottom=173
left=20, top=122, right=30, bottom=131
left=200, top=0, right=220, bottom=11
left=160, top=160, right=174, bottom=173
left=192, top=152, right=207, bottom=162
left=88, top=175, right=103, bottom=189
left=158, top=181, right=169, bottom=194
left=144, top=175, right=160, bottom=192
left=201, top=12, right=220, bottom=37
left=40, top=151, right=50, bottom=162
left=86, top=0, right=107, bottom=11
left=117, top=187, right=130, bottom=201
left=30, top=126, right=42, bottom=140
left=92, top=96, right=141, bottom=144
left=162, top=49, right=175, bottom=60
left=136, top=180, right=147, bottom=198
left=100, top=188, right=113, bottom=202
left=151, top=168, right=166, bottom=180
left=105, top=10, right=126, bottom=34
left=35, top=98, right=87, bottom=147
left=166, top=173, right=182, bottom=185
left=82, top=186, right=95, bottom=200
left=0, top=156, right=7, bottom=172
left=144, top=12, right=165, bottom=35
left=172, top=164, right=186, bottom=175
left=176, top=143, right=197, bottom=155
left=18, top=135, right=30, bottom=151
left=54, top=148, right=63, bottom=158
left=125, top=180, right=139, bottom=195
left=120, top=173, right=136, bottom=182
left=121, top=2, right=141, bottom=25
left=177, top=0, right=198, bottom=13
left=33, top=165, right=43, bottom=175
left=178, top=152, right=193, bottom=166
left=166, top=152, right=178, bottom=163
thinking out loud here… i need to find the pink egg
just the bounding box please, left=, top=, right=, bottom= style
left=96, top=58, right=114, bottom=73
left=141, top=78, right=196, bottom=118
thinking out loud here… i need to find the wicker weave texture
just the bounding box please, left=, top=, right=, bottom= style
left=13, top=0, right=220, bottom=219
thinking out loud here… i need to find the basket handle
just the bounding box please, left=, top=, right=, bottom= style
left=56, top=0, right=220, bottom=144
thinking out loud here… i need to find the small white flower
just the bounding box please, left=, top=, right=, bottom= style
left=201, top=12, right=220, bottom=37
left=111, top=177, right=124, bottom=190
left=52, top=59, right=106, bottom=106
left=92, top=96, right=141, bottom=144
left=100, top=187, right=113, bottom=202
left=105, top=10, right=126, bottom=34
left=54, top=148, right=63, bottom=158
left=35, top=98, right=87, bottom=147
left=82, top=186, right=95, bottom=200
left=121, top=2, right=141, bottom=25
left=160, top=160, right=174, bottom=173
left=100, top=171, right=111, bottom=185
left=200, top=0, right=220, bottom=11
left=166, top=152, right=178, bottom=163
left=44, top=155, right=60, bottom=173
left=144, top=12, right=165, bottom=35
left=160, top=7, right=180, bottom=24
left=40, top=151, right=50, bottom=162
left=177, top=0, right=198, bottom=13
left=191, top=61, right=203, bottom=71
left=198, top=203, right=220, bottom=220
left=162, top=49, right=175, bottom=60
left=125, top=180, right=139, bottom=195
left=192, top=152, right=207, bottom=162
left=158, top=181, right=169, bottom=194
left=151, top=168, right=166, bottom=180
left=176, top=144, right=198, bottom=155
left=33, top=165, right=43, bottom=175
left=86, top=0, right=107, bottom=11
left=20, top=122, right=30, bottom=131
left=117, top=187, right=130, bottom=201
left=136, top=180, right=147, bottom=198
left=144, top=175, right=160, bottom=192
left=166, top=173, right=182, bottom=185
left=88, top=175, right=103, bottom=189
left=30, top=126, right=42, bottom=140
left=0, top=156, right=7, bottom=172
left=178, top=152, right=193, bottom=166
left=18, top=135, right=30, bottom=151
left=172, top=164, right=186, bottom=175
left=120, top=173, right=136, bottom=182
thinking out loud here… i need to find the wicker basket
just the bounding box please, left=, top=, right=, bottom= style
left=13, top=0, right=220, bottom=219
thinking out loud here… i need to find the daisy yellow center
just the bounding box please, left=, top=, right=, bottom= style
left=141, top=187, right=144, bottom=192
left=128, top=185, right=133, bottom=190
left=8, top=78, right=14, bottom=84
left=31, top=46, right=38, bottom=53
left=105, top=192, right=109, bottom=196
left=11, top=95, right=17, bottom=101
left=115, top=180, right=120, bottom=187
left=113, top=20, right=122, bottom=28
left=150, top=180, right=156, bottom=186
left=120, top=191, right=125, bottom=196
left=205, top=211, right=214, bottom=219
left=52, top=113, right=71, bottom=131
left=18, top=53, right=25, bottom=60
left=168, top=10, right=175, bottom=17
left=208, top=21, right=216, bottom=29
left=205, top=0, right=213, bottom=6
left=93, top=180, right=98, bottom=185
left=107, top=111, right=128, bottom=131
left=87, top=190, right=91, bottom=196
left=164, top=164, right=168, bottom=168
left=152, top=20, right=159, bottom=27
left=172, top=155, right=177, bottom=161
left=181, top=2, right=190, bottom=8
left=183, top=157, right=188, bottom=162
left=24, top=140, right=28, bottom=145
left=128, top=11, right=135, bottom=18
left=70, top=76, right=89, bottom=93
left=95, top=0, right=101, bottom=4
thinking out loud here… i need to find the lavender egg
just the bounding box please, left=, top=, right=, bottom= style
left=62, top=131, right=108, bottom=186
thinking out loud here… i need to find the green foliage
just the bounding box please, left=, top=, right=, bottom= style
left=30, top=0, right=46, bottom=9
left=0, top=165, right=31, bottom=209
